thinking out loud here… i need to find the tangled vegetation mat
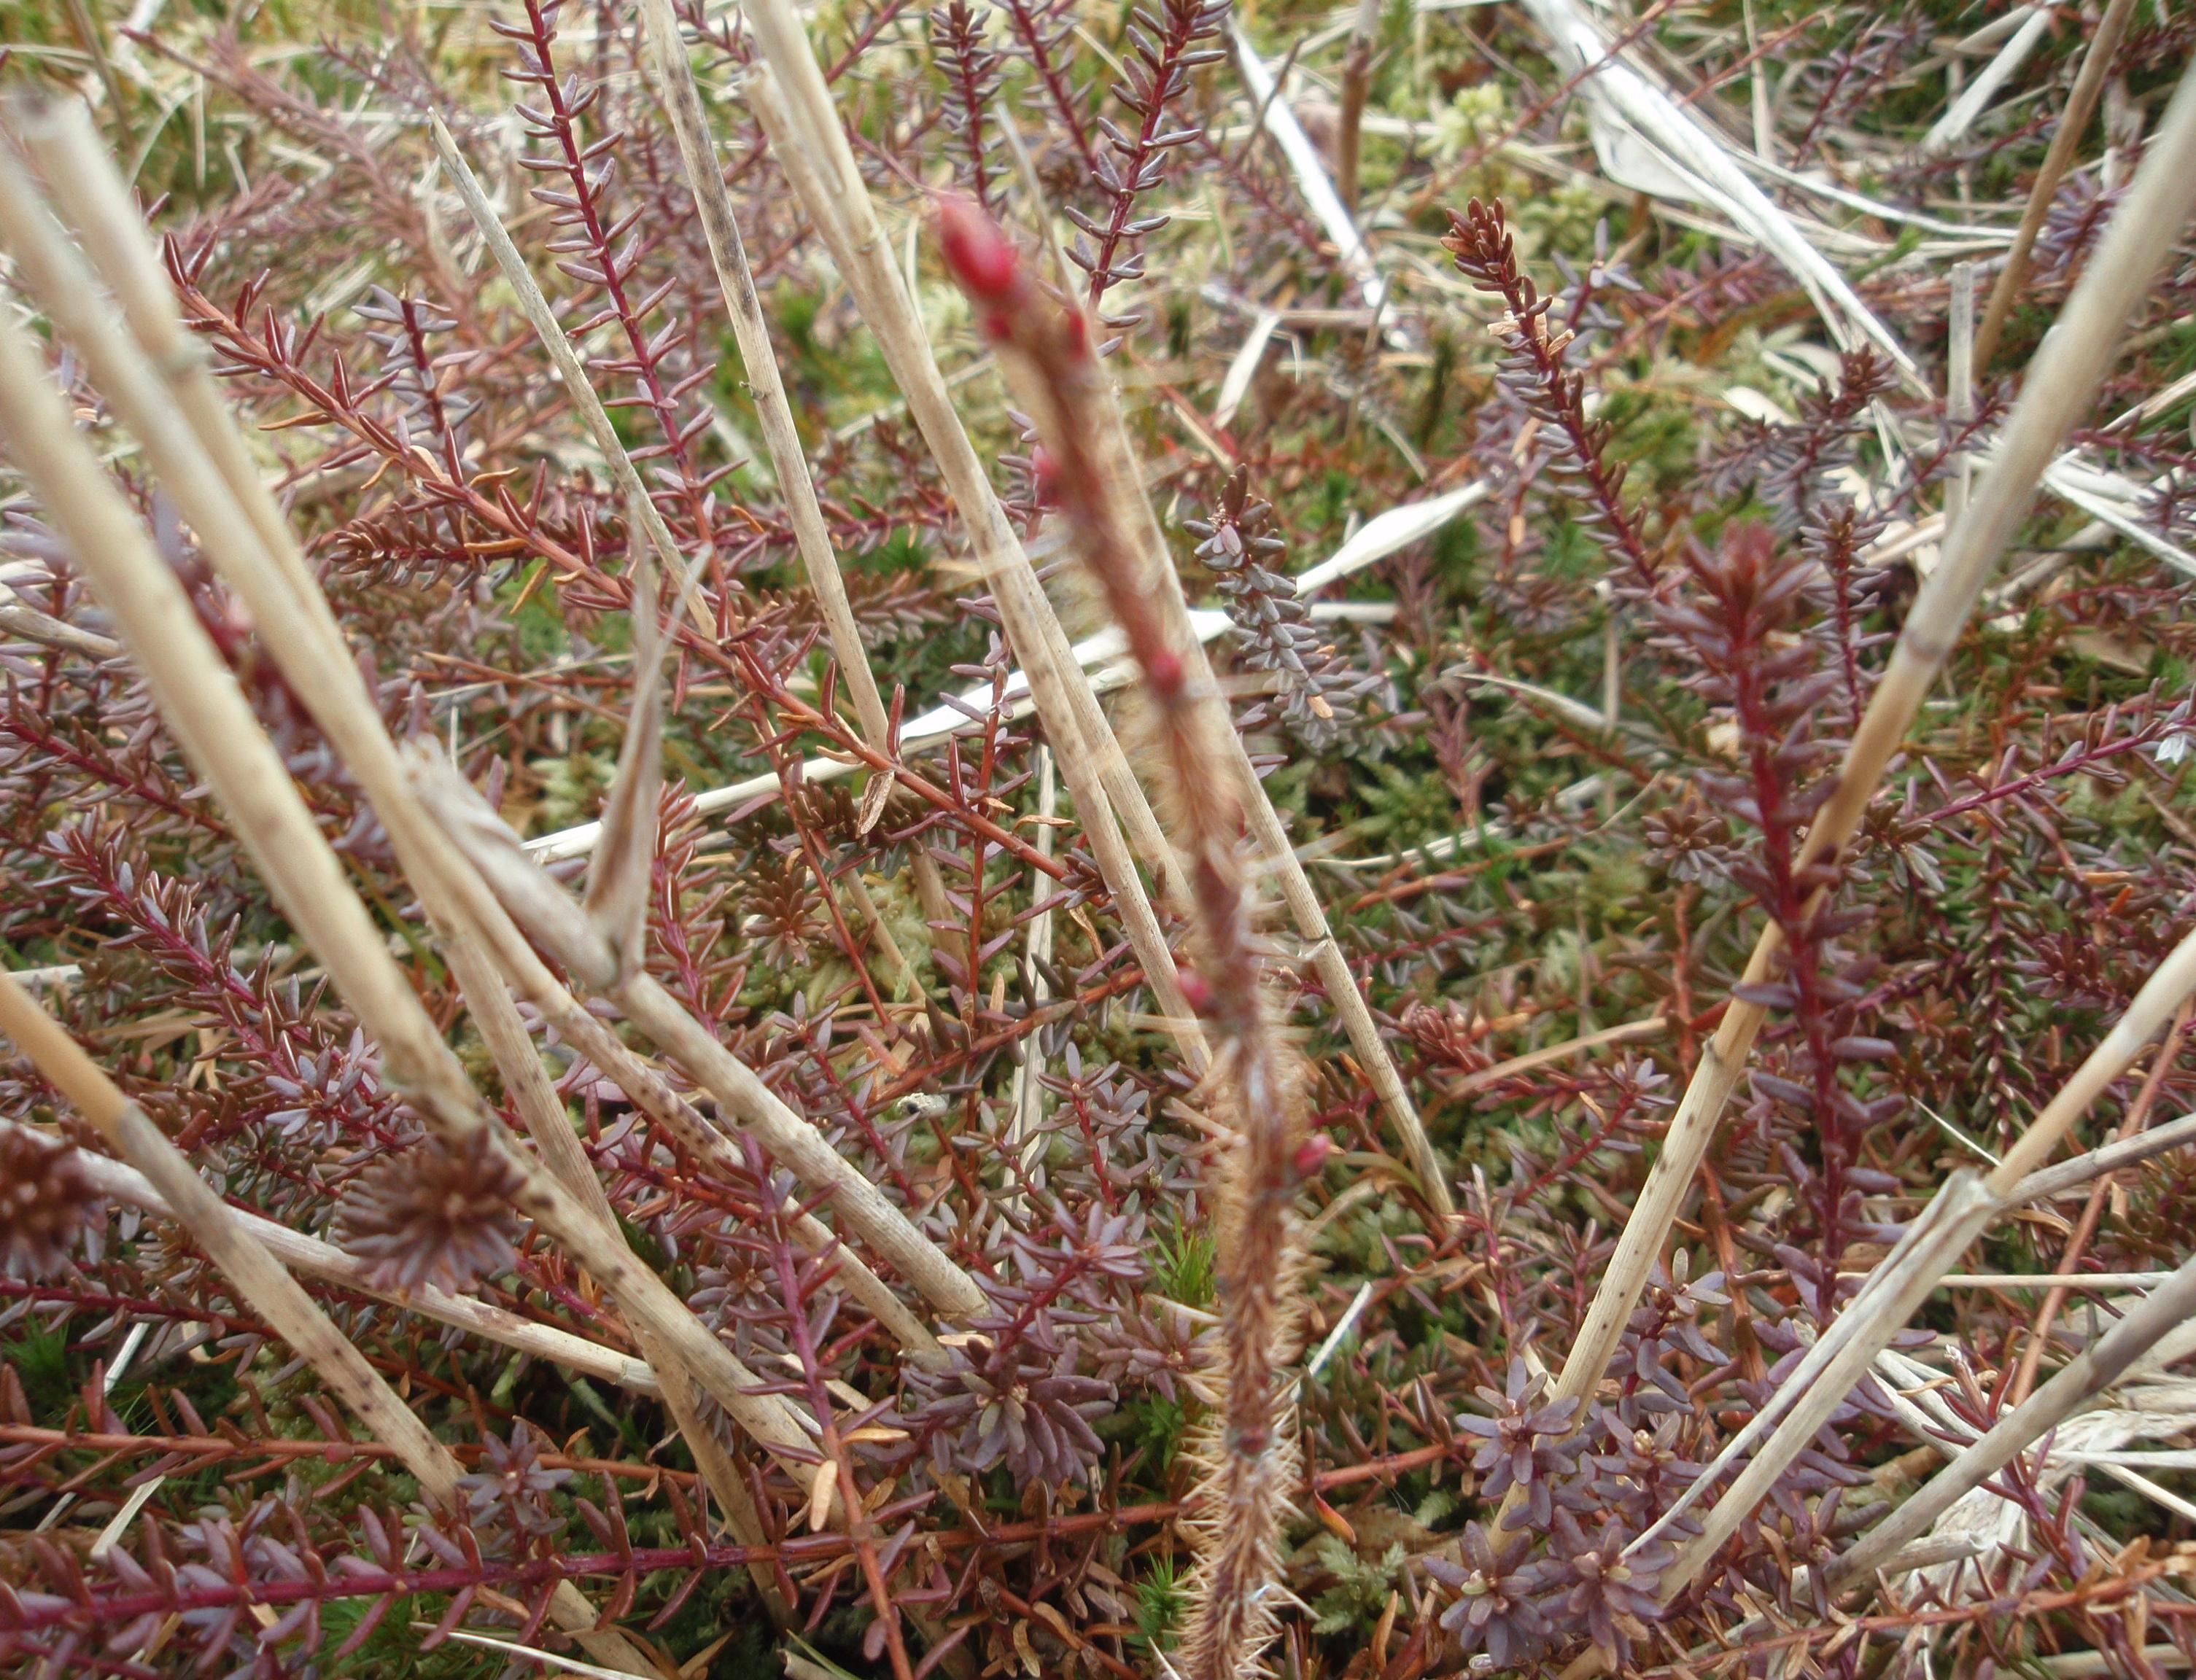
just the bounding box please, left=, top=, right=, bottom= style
left=4, top=0, right=2196, bottom=1675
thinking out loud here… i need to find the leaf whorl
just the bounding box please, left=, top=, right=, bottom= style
left=335, top=1130, right=525, bottom=1293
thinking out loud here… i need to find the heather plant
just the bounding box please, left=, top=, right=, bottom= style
left=2, top=4, right=2196, bottom=1680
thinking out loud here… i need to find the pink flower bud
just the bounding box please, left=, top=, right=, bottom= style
left=1176, top=966, right=1214, bottom=1014
left=1292, top=1132, right=1333, bottom=1179
left=1031, top=446, right=1061, bottom=507
left=937, top=195, right=1020, bottom=305
left=1146, top=649, right=1184, bottom=698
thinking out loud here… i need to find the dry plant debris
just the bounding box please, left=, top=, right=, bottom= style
left=1, top=2, right=2195, bottom=1678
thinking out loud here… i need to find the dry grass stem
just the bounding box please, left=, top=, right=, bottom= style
left=1521, top=0, right=1921, bottom=383
left=636, top=0, right=951, bottom=930
left=0, top=171, right=823, bottom=1482
left=12, top=96, right=960, bottom=1347
left=7, top=4, right=2196, bottom=1671
left=408, top=747, right=985, bottom=1321
left=0, top=973, right=659, bottom=1675
left=1947, top=258, right=1976, bottom=527
left=581, top=530, right=666, bottom=973
left=729, top=33, right=1199, bottom=948
left=1333, top=0, right=1381, bottom=212
left=1233, top=23, right=1387, bottom=319
left=1638, top=917, right=2196, bottom=1617
left=1972, top=0, right=2138, bottom=370
left=2015, top=1108, right=2196, bottom=1205
left=1526, top=52, right=2196, bottom=1508
left=1006, top=743, right=1058, bottom=1199
left=736, top=50, right=1209, bottom=1063
left=452, top=908, right=947, bottom=1357
left=443, top=930, right=793, bottom=1613
left=515, top=481, right=1487, bottom=870
left=1923, top=7, right=2055, bottom=154
left=1828, top=1252, right=2196, bottom=1590
left=0, top=596, right=119, bottom=659
left=1071, top=298, right=1453, bottom=1215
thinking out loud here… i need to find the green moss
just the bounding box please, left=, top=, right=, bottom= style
left=1132, top=1554, right=1187, bottom=1654
left=1154, top=1220, right=1217, bottom=1307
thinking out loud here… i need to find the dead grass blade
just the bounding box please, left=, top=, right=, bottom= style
left=1520, top=0, right=1921, bottom=384
left=0, top=972, right=660, bottom=1676
left=1641, top=915, right=2196, bottom=1621
left=9, top=93, right=961, bottom=1350
left=581, top=521, right=664, bottom=975
left=442, top=930, right=793, bottom=1611
left=1828, top=1252, right=2196, bottom=1590
left=1972, top=0, right=2138, bottom=370
left=0, top=119, right=820, bottom=1483
left=1523, top=48, right=2196, bottom=1527
left=734, top=47, right=1209, bottom=1065
left=407, top=747, right=986, bottom=1321
left=635, top=0, right=951, bottom=931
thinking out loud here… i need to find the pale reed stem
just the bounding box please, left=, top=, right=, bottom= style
left=0, top=974, right=658, bottom=1676
left=10, top=96, right=977, bottom=1329
left=1522, top=58, right=2196, bottom=1543
left=0, top=163, right=819, bottom=1482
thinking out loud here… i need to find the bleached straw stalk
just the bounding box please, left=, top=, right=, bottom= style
left=2014, top=1108, right=2196, bottom=1205
left=0, top=155, right=823, bottom=1486
left=1989, top=936, right=2196, bottom=1198
left=451, top=901, right=947, bottom=1356
left=406, top=744, right=988, bottom=1323
left=15, top=1116, right=662, bottom=1393
left=937, top=196, right=1312, bottom=1680
left=1520, top=0, right=1920, bottom=383
left=0, top=597, right=117, bottom=659
left=1616, top=1174, right=2001, bottom=1567
left=7, top=94, right=977, bottom=1329
left=633, top=0, right=950, bottom=933
left=734, top=52, right=1209, bottom=1067
left=1594, top=915, right=2196, bottom=1641
left=0, top=976, right=659, bottom=1677
left=1523, top=53, right=2196, bottom=1525
left=1922, top=6, right=2055, bottom=155
left=738, top=7, right=1446, bottom=1213
left=426, top=112, right=710, bottom=637
left=1233, top=26, right=1388, bottom=321
left=1006, top=744, right=1059, bottom=1197
left=1972, top=0, right=2138, bottom=370
left=520, top=480, right=1486, bottom=865
left=750, top=64, right=1184, bottom=919
left=443, top=932, right=790, bottom=1611
left=1828, top=1251, right=2196, bottom=1590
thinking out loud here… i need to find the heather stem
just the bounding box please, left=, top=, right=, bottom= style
left=936, top=195, right=1310, bottom=1680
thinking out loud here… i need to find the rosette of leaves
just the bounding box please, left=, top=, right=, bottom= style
left=458, top=1423, right=573, bottom=1552
left=909, top=1310, right=1114, bottom=1488
left=334, top=1129, right=524, bottom=1293
left=1424, top=1521, right=1550, bottom=1669
left=1454, top=1356, right=1584, bottom=1528
left=0, top=1127, right=101, bottom=1279
left=1529, top=1511, right=1670, bottom=1665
